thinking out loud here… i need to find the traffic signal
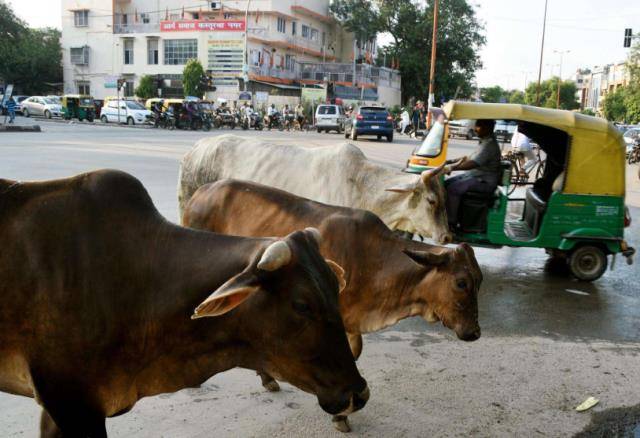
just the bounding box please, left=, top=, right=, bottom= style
left=624, top=28, right=633, bottom=48
left=117, top=78, right=126, bottom=89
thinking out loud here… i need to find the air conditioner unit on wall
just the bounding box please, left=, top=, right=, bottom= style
left=210, top=2, right=221, bottom=10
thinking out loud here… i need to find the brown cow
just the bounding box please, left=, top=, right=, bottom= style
left=0, top=170, right=368, bottom=437
left=183, top=179, right=483, bottom=432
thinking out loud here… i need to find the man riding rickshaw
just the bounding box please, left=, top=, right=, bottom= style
left=405, top=101, right=635, bottom=281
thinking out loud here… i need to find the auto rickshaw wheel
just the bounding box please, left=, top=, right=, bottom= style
left=568, top=245, right=607, bottom=281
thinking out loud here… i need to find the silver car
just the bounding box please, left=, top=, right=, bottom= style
left=21, top=96, right=63, bottom=119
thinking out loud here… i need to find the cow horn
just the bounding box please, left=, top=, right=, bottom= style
left=421, top=163, right=446, bottom=184
left=305, top=227, right=322, bottom=245
left=257, top=241, right=292, bottom=271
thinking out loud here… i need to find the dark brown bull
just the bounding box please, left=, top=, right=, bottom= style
left=0, top=170, right=368, bottom=438
left=183, top=179, right=483, bottom=432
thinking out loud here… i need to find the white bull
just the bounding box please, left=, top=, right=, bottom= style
left=178, top=134, right=452, bottom=243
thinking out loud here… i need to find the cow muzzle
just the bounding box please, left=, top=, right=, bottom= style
left=456, top=326, right=481, bottom=342
left=319, top=381, right=369, bottom=415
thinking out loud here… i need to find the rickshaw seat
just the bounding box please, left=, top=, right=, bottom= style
left=523, top=188, right=547, bottom=235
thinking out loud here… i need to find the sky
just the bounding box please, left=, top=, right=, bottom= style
left=4, top=0, right=640, bottom=91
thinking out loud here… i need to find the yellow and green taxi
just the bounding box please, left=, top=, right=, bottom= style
left=61, top=95, right=95, bottom=122
left=405, top=101, right=635, bottom=281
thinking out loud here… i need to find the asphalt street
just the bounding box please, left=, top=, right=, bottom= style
left=1, top=117, right=640, bottom=437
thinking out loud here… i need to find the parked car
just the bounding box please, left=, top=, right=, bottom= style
left=448, top=119, right=476, bottom=139
left=21, top=96, right=63, bottom=118
left=100, top=99, right=152, bottom=125
left=344, top=106, right=394, bottom=142
left=494, top=120, right=517, bottom=143
left=623, top=127, right=640, bottom=147
left=315, top=104, right=347, bottom=133
left=11, top=96, right=28, bottom=114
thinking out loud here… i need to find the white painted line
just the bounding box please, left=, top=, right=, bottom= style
left=565, top=289, right=590, bottom=296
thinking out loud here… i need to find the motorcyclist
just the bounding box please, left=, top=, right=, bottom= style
left=152, top=100, right=164, bottom=127
left=267, top=103, right=277, bottom=129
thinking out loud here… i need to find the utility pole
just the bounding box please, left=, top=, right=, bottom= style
left=243, top=0, right=252, bottom=92
left=427, top=0, right=439, bottom=129
left=554, top=49, right=570, bottom=109
left=536, top=0, right=549, bottom=106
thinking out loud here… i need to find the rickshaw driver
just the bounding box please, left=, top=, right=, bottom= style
left=443, top=119, right=502, bottom=229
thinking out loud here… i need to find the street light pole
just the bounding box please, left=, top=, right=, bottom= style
left=554, top=49, right=570, bottom=109
left=427, top=0, right=439, bottom=129
left=536, top=0, right=549, bottom=106
left=243, top=0, right=252, bottom=92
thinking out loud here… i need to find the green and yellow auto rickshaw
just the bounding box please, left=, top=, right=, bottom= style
left=405, top=101, right=635, bottom=281
left=62, top=95, right=96, bottom=122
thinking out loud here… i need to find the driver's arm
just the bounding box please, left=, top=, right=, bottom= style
left=450, top=159, right=478, bottom=171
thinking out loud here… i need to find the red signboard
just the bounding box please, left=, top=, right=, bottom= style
left=160, top=20, right=246, bottom=32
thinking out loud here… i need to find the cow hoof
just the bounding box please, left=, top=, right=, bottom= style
left=332, top=416, right=351, bottom=433
left=263, top=380, right=280, bottom=392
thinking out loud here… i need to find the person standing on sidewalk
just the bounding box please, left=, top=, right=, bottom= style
left=6, top=97, right=16, bottom=124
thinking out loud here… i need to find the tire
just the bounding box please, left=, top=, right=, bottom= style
left=344, top=129, right=349, bottom=139
left=87, top=117, right=94, bottom=123
left=317, top=127, right=322, bottom=133
left=387, top=133, right=394, bottom=143
left=568, top=245, right=607, bottom=281
left=377, top=135, right=382, bottom=140
left=127, top=117, right=134, bottom=126
left=44, top=110, right=52, bottom=119
left=101, top=115, right=108, bottom=124
left=23, top=108, right=30, bottom=117
left=507, top=161, right=519, bottom=195
left=466, top=130, right=474, bottom=140
left=337, top=125, right=343, bottom=134
left=350, top=128, right=358, bottom=141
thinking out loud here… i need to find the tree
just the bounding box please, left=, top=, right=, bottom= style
left=0, top=3, right=62, bottom=95
left=480, top=85, right=507, bottom=103
left=508, top=90, right=525, bottom=104
left=182, top=59, right=205, bottom=97
left=332, top=0, right=485, bottom=104
left=135, top=75, right=157, bottom=99
left=623, top=41, right=640, bottom=124
left=602, top=87, right=627, bottom=122
left=523, top=78, right=579, bottom=110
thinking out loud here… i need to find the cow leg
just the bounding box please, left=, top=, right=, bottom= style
left=32, top=374, right=106, bottom=438
left=40, top=410, right=63, bottom=438
left=332, top=415, right=351, bottom=433
left=257, top=370, right=280, bottom=392
left=347, top=333, right=363, bottom=360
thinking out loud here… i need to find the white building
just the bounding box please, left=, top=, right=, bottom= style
left=61, top=0, right=401, bottom=106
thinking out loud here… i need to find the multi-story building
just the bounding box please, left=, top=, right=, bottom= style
left=576, top=62, right=630, bottom=114
left=61, top=0, right=401, bottom=106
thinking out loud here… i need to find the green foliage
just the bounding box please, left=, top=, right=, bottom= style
left=480, top=86, right=507, bottom=103
left=523, top=77, right=579, bottom=110
left=182, top=59, right=205, bottom=98
left=623, top=42, right=640, bottom=124
left=509, top=90, right=525, bottom=104
left=602, top=87, right=627, bottom=122
left=580, top=108, right=596, bottom=116
left=0, top=3, right=62, bottom=95
left=135, top=75, right=157, bottom=99
left=333, top=0, right=485, bottom=104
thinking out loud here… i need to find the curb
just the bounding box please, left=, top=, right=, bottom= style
left=24, top=117, right=153, bottom=130
left=0, top=125, right=42, bottom=132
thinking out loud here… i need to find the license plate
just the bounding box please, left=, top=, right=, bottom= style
left=372, top=125, right=379, bottom=129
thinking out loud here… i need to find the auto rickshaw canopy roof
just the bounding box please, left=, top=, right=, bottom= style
left=443, top=101, right=626, bottom=197
left=62, top=95, right=94, bottom=107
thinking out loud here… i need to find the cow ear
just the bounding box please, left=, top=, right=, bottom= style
left=192, top=273, right=259, bottom=319
left=325, top=259, right=347, bottom=293
left=403, top=249, right=452, bottom=267
left=385, top=182, right=418, bottom=194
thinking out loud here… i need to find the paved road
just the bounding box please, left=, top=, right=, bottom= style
left=1, top=118, right=640, bottom=437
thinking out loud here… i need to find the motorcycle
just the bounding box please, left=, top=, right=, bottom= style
left=283, top=113, right=296, bottom=131
left=214, top=109, right=237, bottom=129
left=265, top=112, right=284, bottom=131
left=628, top=139, right=640, bottom=165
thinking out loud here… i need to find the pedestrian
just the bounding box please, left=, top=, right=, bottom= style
left=511, top=124, right=535, bottom=176
left=6, top=97, right=16, bottom=124
left=411, top=101, right=422, bottom=138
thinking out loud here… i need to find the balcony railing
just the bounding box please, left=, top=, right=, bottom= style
left=249, top=65, right=299, bottom=81
left=113, top=23, right=160, bottom=34
left=298, top=63, right=401, bottom=90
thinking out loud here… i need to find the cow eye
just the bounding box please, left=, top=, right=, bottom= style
left=457, top=280, right=467, bottom=290
left=293, top=300, right=311, bottom=315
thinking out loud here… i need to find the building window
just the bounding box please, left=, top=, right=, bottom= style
left=164, top=39, right=197, bottom=65
left=310, top=28, right=319, bottom=42
left=285, top=54, right=295, bottom=71
left=277, top=17, right=286, bottom=33
left=292, top=21, right=297, bottom=36
left=124, top=40, right=134, bottom=65
left=147, top=39, right=159, bottom=65
left=301, top=25, right=309, bottom=38
left=124, top=80, right=134, bottom=97
left=70, top=46, right=89, bottom=65
left=141, top=13, right=150, bottom=24
left=74, top=10, right=89, bottom=27
left=77, top=81, right=90, bottom=95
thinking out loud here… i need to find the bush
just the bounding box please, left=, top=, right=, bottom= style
left=135, top=75, right=156, bottom=100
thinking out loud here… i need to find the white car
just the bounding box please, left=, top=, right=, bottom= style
left=21, top=96, right=63, bottom=119
left=101, top=100, right=152, bottom=125
left=315, top=104, right=347, bottom=133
